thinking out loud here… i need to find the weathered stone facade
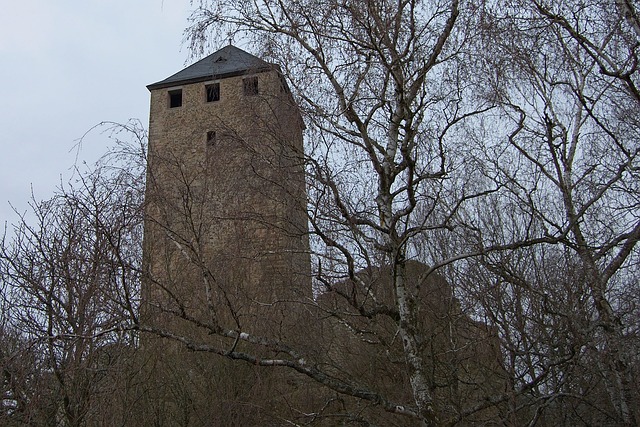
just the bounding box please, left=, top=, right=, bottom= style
left=140, top=46, right=313, bottom=425
left=144, top=46, right=309, bottom=330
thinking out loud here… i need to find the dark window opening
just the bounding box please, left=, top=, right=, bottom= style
left=243, top=76, right=259, bottom=96
left=206, top=83, right=220, bottom=102
left=169, top=89, right=182, bottom=108
left=206, top=131, right=216, bottom=147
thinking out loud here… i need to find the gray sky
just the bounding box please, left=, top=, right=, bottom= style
left=0, top=0, right=197, bottom=224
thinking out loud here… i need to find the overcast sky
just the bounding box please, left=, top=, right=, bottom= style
left=0, top=0, right=200, bottom=224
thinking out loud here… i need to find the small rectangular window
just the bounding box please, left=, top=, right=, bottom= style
left=168, top=89, right=182, bottom=108
left=205, top=83, right=220, bottom=102
left=243, top=76, right=259, bottom=96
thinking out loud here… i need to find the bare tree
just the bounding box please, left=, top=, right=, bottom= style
left=0, top=121, right=146, bottom=426
left=138, top=1, right=516, bottom=425
left=2, top=1, right=637, bottom=426
left=159, top=0, right=638, bottom=425
left=452, top=0, right=640, bottom=424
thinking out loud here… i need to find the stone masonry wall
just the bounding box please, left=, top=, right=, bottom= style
left=143, top=68, right=311, bottom=342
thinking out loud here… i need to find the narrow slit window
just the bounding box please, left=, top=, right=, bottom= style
left=206, top=131, right=216, bottom=147
left=205, top=83, right=220, bottom=102
left=243, top=76, right=259, bottom=96
left=168, top=89, right=182, bottom=108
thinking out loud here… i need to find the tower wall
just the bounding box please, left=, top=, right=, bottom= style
left=139, top=49, right=319, bottom=425
left=143, top=66, right=310, bottom=343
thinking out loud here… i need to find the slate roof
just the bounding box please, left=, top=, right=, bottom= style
left=147, top=45, right=273, bottom=90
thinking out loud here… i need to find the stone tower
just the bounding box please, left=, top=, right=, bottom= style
left=144, top=44, right=310, bottom=324
left=141, top=46, right=312, bottom=423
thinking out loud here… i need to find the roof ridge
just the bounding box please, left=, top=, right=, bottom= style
left=147, top=45, right=272, bottom=90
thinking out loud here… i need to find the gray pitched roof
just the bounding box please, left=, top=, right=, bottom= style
left=147, top=45, right=273, bottom=90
